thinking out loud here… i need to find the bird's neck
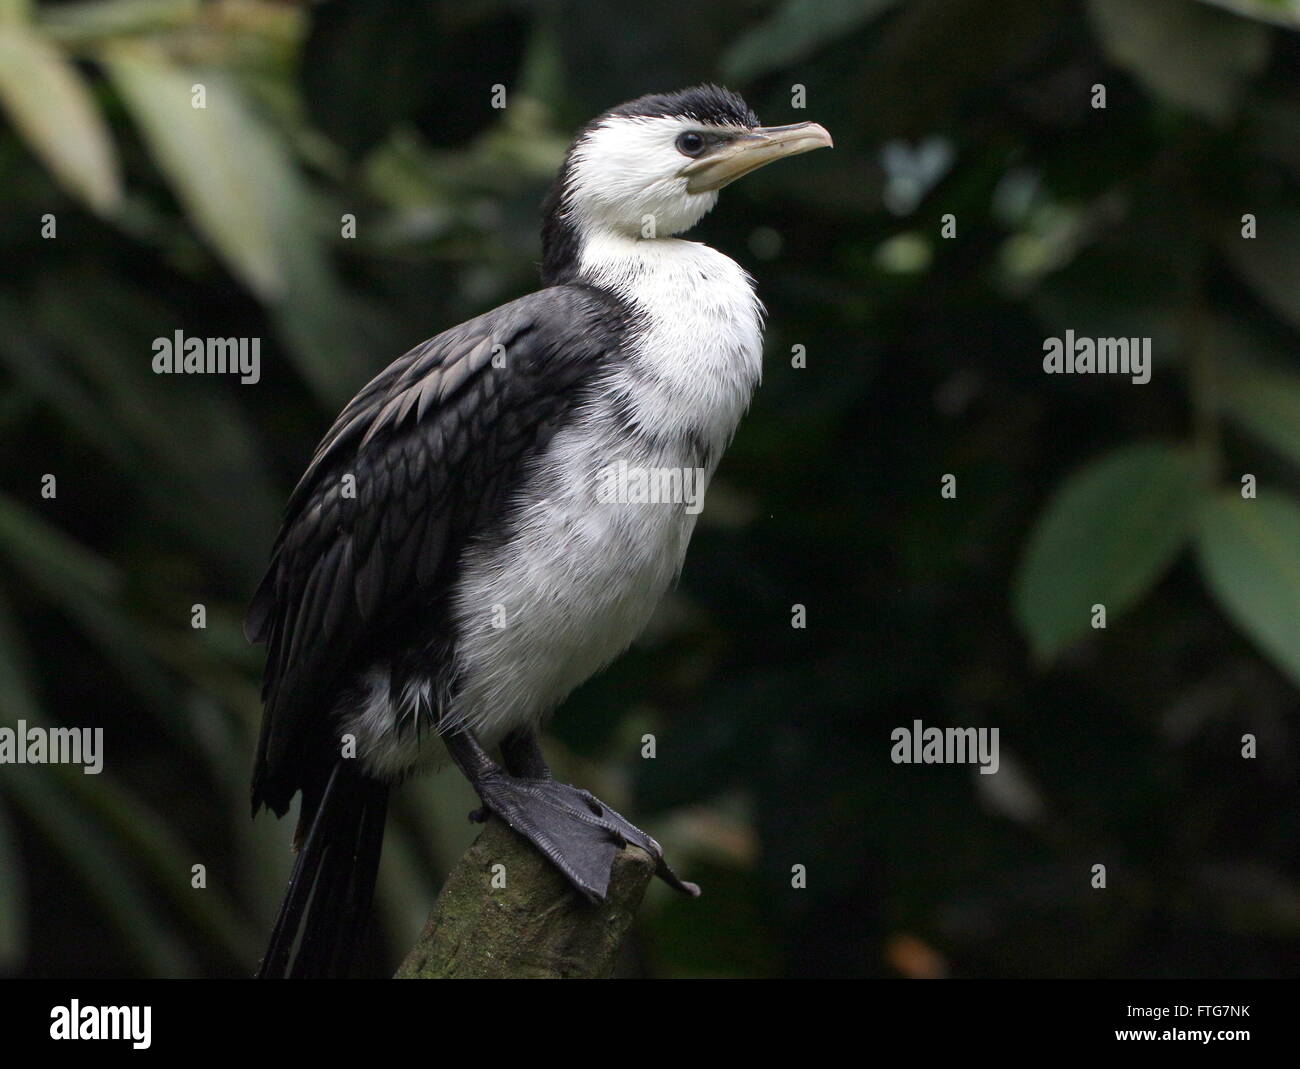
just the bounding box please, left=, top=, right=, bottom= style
left=541, top=204, right=707, bottom=286
left=570, top=226, right=722, bottom=291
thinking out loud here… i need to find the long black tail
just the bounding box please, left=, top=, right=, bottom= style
left=257, top=761, right=390, bottom=978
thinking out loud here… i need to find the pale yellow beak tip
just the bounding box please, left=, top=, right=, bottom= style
left=805, top=123, right=834, bottom=150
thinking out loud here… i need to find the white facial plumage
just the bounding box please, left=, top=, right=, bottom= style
left=562, top=115, right=730, bottom=237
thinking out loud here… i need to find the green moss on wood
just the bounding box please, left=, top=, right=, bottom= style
left=394, top=816, right=654, bottom=979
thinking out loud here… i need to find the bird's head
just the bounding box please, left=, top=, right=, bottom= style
left=542, top=85, right=832, bottom=280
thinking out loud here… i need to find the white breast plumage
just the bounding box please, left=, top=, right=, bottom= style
left=579, top=231, right=766, bottom=456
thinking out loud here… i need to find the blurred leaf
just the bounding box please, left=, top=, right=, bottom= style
left=103, top=43, right=285, bottom=300
left=302, top=0, right=528, bottom=155
left=841, top=0, right=1061, bottom=140
left=1221, top=212, right=1300, bottom=334
left=0, top=0, right=30, bottom=25
left=1032, top=190, right=1199, bottom=354
left=102, top=44, right=370, bottom=403
left=53, top=759, right=259, bottom=966
left=37, top=0, right=199, bottom=43
left=1088, top=0, right=1270, bottom=123
left=0, top=802, right=23, bottom=973
left=258, top=189, right=377, bottom=408
left=1218, top=354, right=1300, bottom=470
left=0, top=296, right=136, bottom=467
left=0, top=493, right=118, bottom=603
left=0, top=587, right=191, bottom=975
left=0, top=768, right=191, bottom=975
left=1014, top=442, right=1198, bottom=661
left=300, top=0, right=438, bottom=156
left=29, top=269, right=282, bottom=580
left=0, top=584, right=256, bottom=969
left=0, top=25, right=122, bottom=215
left=0, top=494, right=174, bottom=716
left=1196, top=490, right=1300, bottom=687
left=1196, top=0, right=1300, bottom=29
left=721, top=0, right=901, bottom=82
left=0, top=588, right=39, bottom=978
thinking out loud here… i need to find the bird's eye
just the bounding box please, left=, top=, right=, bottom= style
left=676, top=131, right=707, bottom=157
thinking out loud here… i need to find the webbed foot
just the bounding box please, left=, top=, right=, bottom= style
left=470, top=771, right=700, bottom=901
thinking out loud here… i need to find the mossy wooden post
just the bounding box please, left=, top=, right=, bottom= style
left=395, top=815, right=654, bottom=978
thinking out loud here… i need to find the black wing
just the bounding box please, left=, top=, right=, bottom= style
left=247, top=285, right=625, bottom=815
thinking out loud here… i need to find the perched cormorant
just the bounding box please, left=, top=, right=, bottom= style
left=248, top=84, right=831, bottom=977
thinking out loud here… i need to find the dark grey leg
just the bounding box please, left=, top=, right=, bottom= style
left=500, top=727, right=551, bottom=780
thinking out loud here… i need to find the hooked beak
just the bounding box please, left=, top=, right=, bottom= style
left=680, top=122, right=833, bottom=193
